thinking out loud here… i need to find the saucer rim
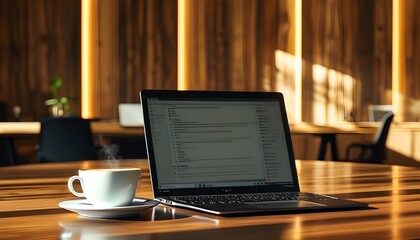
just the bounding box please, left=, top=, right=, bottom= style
left=59, top=198, right=159, bottom=211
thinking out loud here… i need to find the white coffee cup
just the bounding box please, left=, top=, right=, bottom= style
left=67, top=168, right=141, bottom=208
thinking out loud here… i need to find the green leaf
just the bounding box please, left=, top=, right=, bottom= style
left=44, top=98, right=59, bottom=106
left=59, top=97, right=69, bottom=104
left=50, top=77, right=62, bottom=91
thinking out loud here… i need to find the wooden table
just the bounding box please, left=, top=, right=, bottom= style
left=290, top=122, right=378, bottom=160
left=1, top=159, right=419, bottom=239
left=0, top=122, right=145, bottom=165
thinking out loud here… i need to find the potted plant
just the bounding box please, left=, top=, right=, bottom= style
left=44, top=76, right=72, bottom=117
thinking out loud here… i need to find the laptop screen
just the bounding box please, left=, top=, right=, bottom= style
left=141, top=90, right=300, bottom=196
left=118, top=103, right=144, bottom=127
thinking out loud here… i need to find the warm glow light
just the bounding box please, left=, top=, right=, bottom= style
left=391, top=166, right=401, bottom=238
left=295, top=160, right=302, bottom=174
left=392, top=0, right=399, bottom=118
left=392, top=0, right=403, bottom=121
left=292, top=216, right=302, bottom=240
left=295, top=0, right=302, bottom=122
left=274, top=50, right=298, bottom=121
left=81, top=0, right=93, bottom=118
left=312, top=64, right=327, bottom=124
left=178, top=0, right=188, bottom=90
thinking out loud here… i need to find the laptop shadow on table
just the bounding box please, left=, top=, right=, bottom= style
left=220, top=205, right=375, bottom=218
left=61, top=218, right=291, bottom=240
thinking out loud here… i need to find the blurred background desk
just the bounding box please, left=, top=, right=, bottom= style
left=0, top=121, right=143, bottom=136
left=1, top=121, right=380, bottom=136
left=0, top=159, right=419, bottom=239
left=0, top=121, right=144, bottom=165
left=290, top=122, right=378, bottom=160
left=1, top=121, right=377, bottom=165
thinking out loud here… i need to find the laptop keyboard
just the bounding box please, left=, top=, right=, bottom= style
left=171, top=193, right=302, bottom=205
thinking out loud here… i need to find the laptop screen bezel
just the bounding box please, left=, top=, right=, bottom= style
left=140, top=90, right=300, bottom=197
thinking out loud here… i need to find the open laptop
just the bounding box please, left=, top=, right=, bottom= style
left=140, top=90, right=369, bottom=215
left=368, top=104, right=393, bottom=122
left=118, top=103, right=144, bottom=127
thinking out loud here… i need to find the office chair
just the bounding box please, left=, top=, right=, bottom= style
left=38, top=117, right=99, bottom=163
left=109, top=136, right=148, bottom=159
left=0, top=137, right=17, bottom=166
left=344, top=112, right=394, bottom=164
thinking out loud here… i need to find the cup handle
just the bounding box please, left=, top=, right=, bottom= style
left=67, top=176, right=85, bottom=198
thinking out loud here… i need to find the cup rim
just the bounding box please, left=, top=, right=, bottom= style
left=79, top=167, right=141, bottom=172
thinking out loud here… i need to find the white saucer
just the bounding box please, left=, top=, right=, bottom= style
left=59, top=198, right=160, bottom=219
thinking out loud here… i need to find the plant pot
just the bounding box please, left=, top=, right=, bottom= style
left=49, top=105, right=65, bottom=117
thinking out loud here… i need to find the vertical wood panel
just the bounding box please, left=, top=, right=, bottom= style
left=0, top=0, right=419, bottom=121
left=0, top=0, right=80, bottom=120
left=94, top=0, right=177, bottom=118
left=186, top=0, right=281, bottom=92
left=258, top=0, right=279, bottom=91
left=373, top=0, right=392, bottom=104
left=96, top=0, right=119, bottom=118
left=302, top=0, right=392, bottom=122
left=404, top=0, right=420, bottom=121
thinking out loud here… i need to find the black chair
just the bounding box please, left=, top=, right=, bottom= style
left=109, top=136, right=148, bottom=159
left=38, top=117, right=99, bottom=163
left=0, top=137, right=17, bottom=166
left=344, top=112, right=394, bottom=163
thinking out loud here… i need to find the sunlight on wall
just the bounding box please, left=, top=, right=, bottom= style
left=312, top=64, right=327, bottom=124
left=275, top=50, right=297, bottom=122
left=294, top=0, right=302, bottom=122
left=321, top=66, right=355, bottom=123
left=343, top=75, right=354, bottom=120
left=178, top=0, right=188, bottom=90
left=79, top=0, right=403, bottom=123
left=275, top=53, right=355, bottom=123
left=274, top=0, right=402, bottom=123
left=81, top=0, right=94, bottom=119
left=392, top=0, right=403, bottom=121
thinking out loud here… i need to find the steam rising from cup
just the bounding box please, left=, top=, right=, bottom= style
left=99, top=144, right=121, bottom=168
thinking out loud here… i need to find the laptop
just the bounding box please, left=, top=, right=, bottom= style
left=140, top=90, right=369, bottom=215
left=118, top=103, right=144, bottom=127
left=368, top=104, right=393, bottom=122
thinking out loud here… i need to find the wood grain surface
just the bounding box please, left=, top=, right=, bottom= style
left=0, top=159, right=419, bottom=239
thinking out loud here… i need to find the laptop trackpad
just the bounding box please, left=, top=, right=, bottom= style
left=245, top=201, right=325, bottom=209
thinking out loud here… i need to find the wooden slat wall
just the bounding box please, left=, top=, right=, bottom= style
left=404, top=0, right=420, bottom=121
left=185, top=0, right=281, bottom=91
left=0, top=0, right=177, bottom=120
left=0, top=0, right=81, bottom=120
left=300, top=0, right=392, bottom=122
left=184, top=0, right=403, bottom=122
left=0, top=0, right=419, bottom=121
left=94, top=0, right=178, bottom=118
